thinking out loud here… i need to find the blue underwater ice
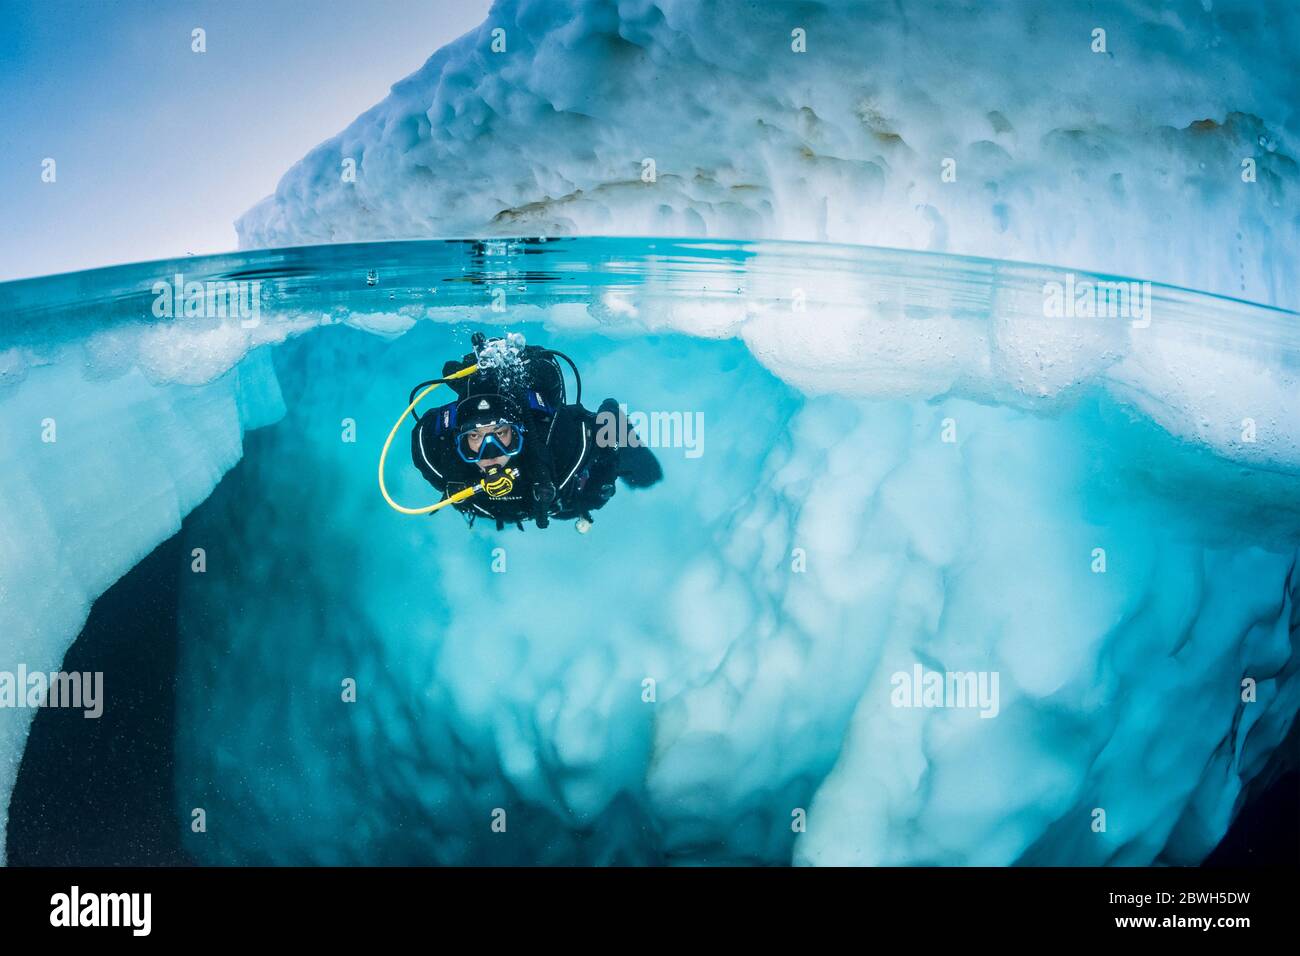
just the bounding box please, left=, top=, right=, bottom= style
left=1, top=238, right=1298, bottom=865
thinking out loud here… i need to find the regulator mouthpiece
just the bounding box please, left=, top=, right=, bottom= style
left=481, top=466, right=519, bottom=498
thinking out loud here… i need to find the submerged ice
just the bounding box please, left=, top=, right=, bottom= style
left=0, top=348, right=282, bottom=860
left=1, top=238, right=1297, bottom=865
left=170, top=321, right=1300, bottom=865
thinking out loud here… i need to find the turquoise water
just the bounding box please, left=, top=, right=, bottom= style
left=1, top=238, right=1298, bottom=865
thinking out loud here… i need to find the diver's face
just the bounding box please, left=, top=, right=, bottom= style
left=464, top=423, right=515, bottom=470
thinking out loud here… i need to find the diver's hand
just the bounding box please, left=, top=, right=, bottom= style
left=615, top=445, right=663, bottom=488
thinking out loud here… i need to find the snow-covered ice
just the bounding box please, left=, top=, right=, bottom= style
left=240, top=0, right=1300, bottom=311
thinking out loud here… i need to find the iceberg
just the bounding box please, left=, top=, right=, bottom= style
left=238, top=0, right=1300, bottom=311
left=2, top=0, right=1298, bottom=865
left=0, top=343, right=283, bottom=861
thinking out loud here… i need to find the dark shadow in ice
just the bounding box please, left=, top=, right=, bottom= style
left=7, top=535, right=192, bottom=866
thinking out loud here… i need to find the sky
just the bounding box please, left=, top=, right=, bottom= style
left=0, top=0, right=492, bottom=281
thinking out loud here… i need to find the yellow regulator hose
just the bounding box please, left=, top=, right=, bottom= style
left=377, top=363, right=479, bottom=515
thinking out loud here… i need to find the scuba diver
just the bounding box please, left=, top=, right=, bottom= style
left=381, top=333, right=662, bottom=531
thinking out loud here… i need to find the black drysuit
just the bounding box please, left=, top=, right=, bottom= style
left=410, top=350, right=660, bottom=530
